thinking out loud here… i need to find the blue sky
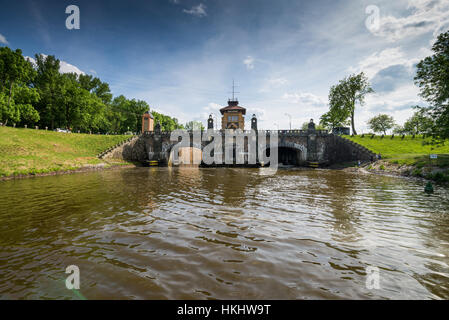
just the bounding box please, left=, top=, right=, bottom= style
left=1, top=0, right=448, bottom=131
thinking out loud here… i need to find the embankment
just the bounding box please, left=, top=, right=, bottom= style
left=0, top=126, right=134, bottom=179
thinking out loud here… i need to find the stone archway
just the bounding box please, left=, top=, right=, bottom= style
left=261, top=142, right=308, bottom=166
left=167, top=143, right=203, bottom=167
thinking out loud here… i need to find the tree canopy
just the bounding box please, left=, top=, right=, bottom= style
left=394, top=106, right=434, bottom=135
left=415, top=30, right=449, bottom=140
left=0, top=47, right=182, bottom=133
left=322, top=72, right=373, bottom=135
left=367, top=114, right=396, bottom=135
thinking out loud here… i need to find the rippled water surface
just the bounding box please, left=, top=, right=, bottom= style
left=1, top=167, right=449, bottom=299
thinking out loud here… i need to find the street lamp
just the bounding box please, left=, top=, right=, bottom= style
left=285, top=113, right=292, bottom=130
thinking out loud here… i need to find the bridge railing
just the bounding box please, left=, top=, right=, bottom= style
left=141, top=129, right=329, bottom=136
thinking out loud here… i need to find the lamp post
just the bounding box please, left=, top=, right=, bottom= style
left=285, top=113, right=292, bottom=130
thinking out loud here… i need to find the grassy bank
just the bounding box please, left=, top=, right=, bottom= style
left=0, top=126, right=132, bottom=177
left=344, top=134, right=449, bottom=182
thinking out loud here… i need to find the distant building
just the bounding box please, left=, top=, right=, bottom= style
left=220, top=99, right=246, bottom=130
left=142, top=111, right=154, bottom=132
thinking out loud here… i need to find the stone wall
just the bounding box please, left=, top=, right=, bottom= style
left=99, top=131, right=376, bottom=166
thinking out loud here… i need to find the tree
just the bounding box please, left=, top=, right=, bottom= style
left=415, top=30, right=449, bottom=139
left=0, top=47, right=184, bottom=134
left=13, top=85, right=40, bottom=126
left=33, top=54, right=63, bottom=129
left=301, top=121, right=326, bottom=130
left=400, top=106, right=434, bottom=135
left=367, top=114, right=396, bottom=135
left=319, top=109, right=350, bottom=130
left=327, top=72, right=373, bottom=135
left=152, top=111, right=184, bottom=131
left=185, top=120, right=204, bottom=130
left=0, top=47, right=35, bottom=125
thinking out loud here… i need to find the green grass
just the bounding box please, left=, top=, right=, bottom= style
left=0, top=126, right=132, bottom=177
left=344, top=135, right=449, bottom=167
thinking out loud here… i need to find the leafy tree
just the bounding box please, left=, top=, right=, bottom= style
left=415, top=30, right=449, bottom=139
left=78, top=74, right=112, bottom=104
left=0, top=47, right=35, bottom=125
left=319, top=108, right=350, bottom=130
left=13, top=85, right=40, bottom=126
left=401, top=106, right=434, bottom=135
left=327, top=72, right=374, bottom=135
left=152, top=111, right=184, bottom=131
left=0, top=47, right=184, bottom=134
left=367, top=114, right=396, bottom=135
left=185, top=120, right=204, bottom=130
left=33, top=54, right=63, bottom=129
left=110, top=96, right=150, bottom=133
left=301, top=122, right=326, bottom=130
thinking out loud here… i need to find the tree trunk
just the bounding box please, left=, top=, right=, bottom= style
left=351, top=111, right=357, bottom=135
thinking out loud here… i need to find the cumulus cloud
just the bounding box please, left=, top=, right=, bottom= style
left=183, top=3, right=207, bottom=17
left=370, top=64, right=413, bottom=93
left=0, top=33, right=8, bottom=44
left=25, top=54, right=85, bottom=75
left=282, top=92, right=327, bottom=108
left=371, top=0, right=449, bottom=42
left=349, top=46, right=433, bottom=82
left=243, top=56, right=255, bottom=70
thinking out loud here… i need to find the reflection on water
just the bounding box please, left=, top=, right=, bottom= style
left=0, top=168, right=449, bottom=299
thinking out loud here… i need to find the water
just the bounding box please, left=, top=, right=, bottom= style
left=0, top=167, right=448, bottom=299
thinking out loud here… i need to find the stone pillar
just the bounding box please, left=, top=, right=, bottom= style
left=154, top=121, right=161, bottom=134
left=307, top=119, right=316, bottom=133
left=251, top=114, right=257, bottom=131
left=307, top=134, right=318, bottom=162
left=207, top=115, right=214, bottom=130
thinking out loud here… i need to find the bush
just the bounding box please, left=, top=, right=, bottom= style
left=412, top=168, right=422, bottom=177
left=428, top=171, right=449, bottom=182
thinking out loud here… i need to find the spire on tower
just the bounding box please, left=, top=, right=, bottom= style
left=229, top=79, right=239, bottom=102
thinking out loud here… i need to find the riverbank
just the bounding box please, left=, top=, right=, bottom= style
left=0, top=126, right=134, bottom=179
left=344, top=134, right=449, bottom=183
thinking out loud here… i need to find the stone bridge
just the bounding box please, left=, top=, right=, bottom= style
left=101, top=128, right=376, bottom=167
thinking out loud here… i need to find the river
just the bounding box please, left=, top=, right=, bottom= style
left=0, top=167, right=448, bottom=299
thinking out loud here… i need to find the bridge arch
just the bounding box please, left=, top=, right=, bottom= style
left=167, top=143, right=203, bottom=166
left=262, top=142, right=308, bottom=166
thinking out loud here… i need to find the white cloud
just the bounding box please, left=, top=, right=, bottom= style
left=243, top=56, right=255, bottom=70
left=354, top=83, right=424, bottom=133
left=183, top=3, right=207, bottom=17
left=0, top=33, right=8, bottom=44
left=372, top=0, right=449, bottom=42
left=282, top=92, right=327, bottom=108
left=349, top=46, right=432, bottom=79
left=268, top=77, right=288, bottom=87
left=25, top=54, right=85, bottom=75
left=59, top=60, right=85, bottom=75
